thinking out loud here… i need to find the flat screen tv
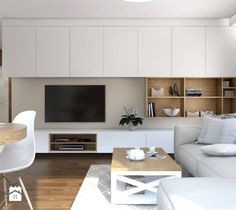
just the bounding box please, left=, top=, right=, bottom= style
left=45, top=85, right=105, bottom=122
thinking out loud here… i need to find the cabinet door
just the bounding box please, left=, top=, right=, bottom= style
left=70, top=27, right=103, bottom=77
left=206, top=27, right=236, bottom=77
left=104, top=27, right=138, bottom=77
left=138, top=27, right=171, bottom=77
left=36, top=27, right=70, bottom=77
left=97, top=132, right=146, bottom=153
left=146, top=130, right=174, bottom=153
left=172, top=27, right=206, bottom=77
left=3, top=27, right=36, bottom=77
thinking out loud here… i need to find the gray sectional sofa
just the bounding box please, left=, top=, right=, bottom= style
left=157, top=125, right=236, bottom=210
left=174, top=125, right=236, bottom=177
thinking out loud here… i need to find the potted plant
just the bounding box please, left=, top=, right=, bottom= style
left=119, top=107, right=144, bottom=131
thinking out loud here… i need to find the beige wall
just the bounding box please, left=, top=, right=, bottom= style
left=12, top=77, right=201, bottom=129
left=0, top=70, right=8, bottom=122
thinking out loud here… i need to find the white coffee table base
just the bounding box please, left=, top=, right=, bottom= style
left=111, top=171, right=181, bottom=205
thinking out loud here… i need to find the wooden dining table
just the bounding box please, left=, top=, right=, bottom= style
left=0, top=123, right=27, bottom=152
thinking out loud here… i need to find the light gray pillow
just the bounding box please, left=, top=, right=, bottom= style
left=220, top=118, right=236, bottom=144
left=197, top=115, right=236, bottom=144
left=201, top=144, right=236, bottom=156
left=197, top=116, right=223, bottom=144
left=203, top=111, right=236, bottom=119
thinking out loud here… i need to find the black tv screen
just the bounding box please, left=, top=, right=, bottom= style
left=45, top=85, right=105, bottom=122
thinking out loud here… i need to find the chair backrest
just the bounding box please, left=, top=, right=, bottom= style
left=12, top=110, right=36, bottom=163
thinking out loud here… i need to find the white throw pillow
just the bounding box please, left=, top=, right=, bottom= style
left=197, top=115, right=236, bottom=144
left=220, top=118, right=236, bottom=144
left=201, top=144, right=236, bottom=156
left=197, top=116, right=223, bottom=144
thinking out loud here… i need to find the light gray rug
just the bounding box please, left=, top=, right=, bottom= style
left=71, top=165, right=190, bottom=210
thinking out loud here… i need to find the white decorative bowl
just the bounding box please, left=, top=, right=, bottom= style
left=163, top=108, right=180, bottom=117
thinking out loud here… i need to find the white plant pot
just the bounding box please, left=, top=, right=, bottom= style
left=128, top=123, right=136, bottom=131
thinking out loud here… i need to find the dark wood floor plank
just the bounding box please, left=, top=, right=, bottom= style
left=1, top=153, right=112, bottom=210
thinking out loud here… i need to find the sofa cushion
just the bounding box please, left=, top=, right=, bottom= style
left=158, top=178, right=236, bottom=210
left=197, top=116, right=236, bottom=144
left=200, top=144, right=236, bottom=156
left=197, top=155, right=236, bottom=177
left=177, top=143, right=206, bottom=176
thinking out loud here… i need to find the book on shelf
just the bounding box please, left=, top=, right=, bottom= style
left=148, top=103, right=156, bottom=117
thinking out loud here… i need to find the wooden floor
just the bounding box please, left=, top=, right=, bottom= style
left=1, top=153, right=112, bottom=210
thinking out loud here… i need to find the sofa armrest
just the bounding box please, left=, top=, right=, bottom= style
left=174, top=125, right=200, bottom=153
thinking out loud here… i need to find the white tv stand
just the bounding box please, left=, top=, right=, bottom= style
left=35, top=128, right=174, bottom=154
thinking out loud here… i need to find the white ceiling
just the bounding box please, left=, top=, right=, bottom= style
left=0, top=0, right=236, bottom=48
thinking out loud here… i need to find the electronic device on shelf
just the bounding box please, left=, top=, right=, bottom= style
left=59, top=144, right=85, bottom=151
left=186, top=88, right=203, bottom=96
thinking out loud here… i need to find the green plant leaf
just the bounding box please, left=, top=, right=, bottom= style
left=119, top=112, right=144, bottom=127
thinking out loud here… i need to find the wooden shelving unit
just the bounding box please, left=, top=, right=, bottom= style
left=146, top=77, right=236, bottom=118
left=49, top=133, right=97, bottom=152
left=222, top=78, right=236, bottom=114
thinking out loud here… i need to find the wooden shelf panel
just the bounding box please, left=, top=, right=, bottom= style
left=186, top=96, right=222, bottom=99
left=224, top=97, right=236, bottom=99
left=148, top=96, right=184, bottom=99
left=223, top=87, right=236, bottom=89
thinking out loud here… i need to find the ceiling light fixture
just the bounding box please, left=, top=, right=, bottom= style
left=124, top=0, right=153, bottom=2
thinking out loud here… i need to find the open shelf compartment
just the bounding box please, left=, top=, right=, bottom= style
left=185, top=98, right=222, bottom=117
left=223, top=98, right=236, bottom=114
left=49, top=133, right=97, bottom=152
left=185, top=78, right=222, bottom=97
left=147, top=78, right=184, bottom=97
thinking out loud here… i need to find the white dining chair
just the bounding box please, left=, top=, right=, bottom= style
left=0, top=110, right=36, bottom=210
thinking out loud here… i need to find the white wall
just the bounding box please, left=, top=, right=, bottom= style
left=12, top=77, right=201, bottom=129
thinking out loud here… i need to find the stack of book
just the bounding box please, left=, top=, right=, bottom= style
left=148, top=103, right=156, bottom=117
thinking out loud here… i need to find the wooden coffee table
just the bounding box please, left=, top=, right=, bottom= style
left=111, top=148, right=182, bottom=205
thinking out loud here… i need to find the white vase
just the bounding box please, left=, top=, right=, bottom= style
left=128, top=123, right=136, bottom=131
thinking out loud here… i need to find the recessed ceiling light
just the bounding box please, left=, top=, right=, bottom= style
left=124, top=0, right=153, bottom=2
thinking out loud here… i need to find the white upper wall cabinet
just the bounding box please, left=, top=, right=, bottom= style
left=3, top=27, right=36, bottom=77
left=172, top=27, right=206, bottom=77
left=138, top=27, right=171, bottom=77
left=70, top=27, right=103, bottom=77
left=206, top=27, right=236, bottom=77
left=36, top=27, right=70, bottom=77
left=104, top=27, right=138, bottom=77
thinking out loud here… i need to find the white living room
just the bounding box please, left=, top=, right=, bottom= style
left=0, top=0, right=236, bottom=210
